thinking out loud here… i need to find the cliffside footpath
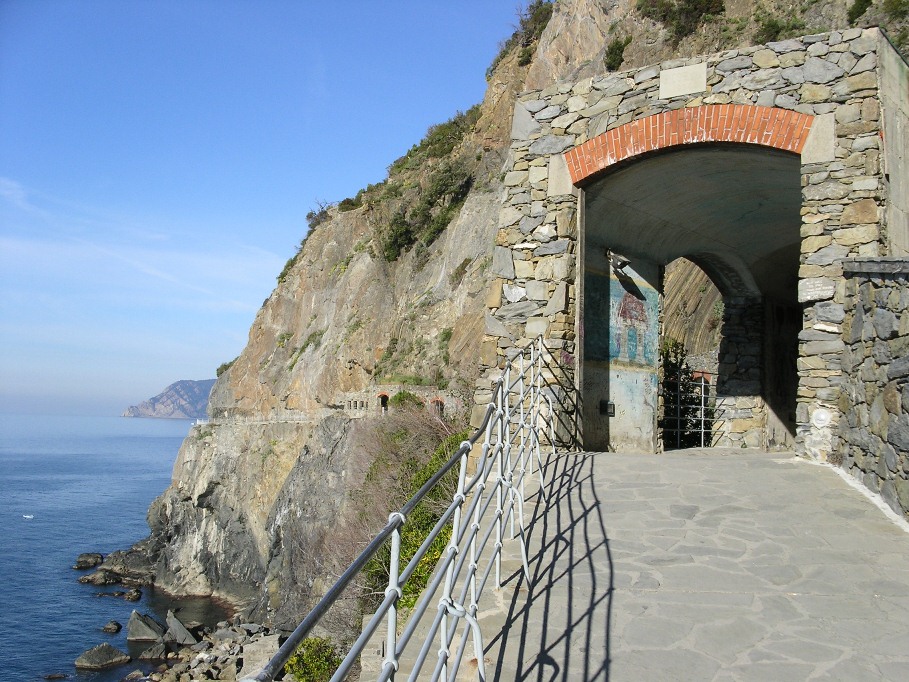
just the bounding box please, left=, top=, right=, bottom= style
left=93, top=0, right=908, bottom=638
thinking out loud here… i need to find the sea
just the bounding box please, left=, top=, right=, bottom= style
left=0, top=413, right=231, bottom=682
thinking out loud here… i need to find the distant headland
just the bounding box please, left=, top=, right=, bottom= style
left=122, top=379, right=215, bottom=419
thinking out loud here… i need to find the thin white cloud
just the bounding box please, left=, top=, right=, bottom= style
left=0, top=232, right=281, bottom=313
left=0, top=177, right=37, bottom=213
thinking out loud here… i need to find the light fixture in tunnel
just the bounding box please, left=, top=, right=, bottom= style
left=608, top=250, right=631, bottom=273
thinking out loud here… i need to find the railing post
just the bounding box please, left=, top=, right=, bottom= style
left=495, top=366, right=508, bottom=589
left=515, top=352, right=525, bottom=540
left=533, top=338, right=543, bottom=477
left=437, top=442, right=470, bottom=680
left=383, top=514, right=404, bottom=679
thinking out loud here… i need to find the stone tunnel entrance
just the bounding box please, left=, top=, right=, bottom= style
left=481, top=29, right=905, bottom=465
left=580, top=144, right=802, bottom=452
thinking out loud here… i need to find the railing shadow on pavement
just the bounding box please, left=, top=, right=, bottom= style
left=537, top=346, right=582, bottom=453
left=487, top=451, right=614, bottom=681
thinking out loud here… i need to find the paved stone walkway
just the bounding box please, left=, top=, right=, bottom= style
left=480, top=450, right=909, bottom=681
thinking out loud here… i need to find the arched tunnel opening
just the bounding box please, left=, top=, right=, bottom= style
left=579, top=144, right=802, bottom=452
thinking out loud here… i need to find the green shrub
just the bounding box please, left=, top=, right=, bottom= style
left=848, top=0, right=872, bottom=23
left=284, top=636, right=342, bottom=682
left=389, top=390, right=424, bottom=408
left=753, top=13, right=804, bottom=43
left=637, top=0, right=724, bottom=41
left=329, top=253, right=353, bottom=276
left=487, top=1, right=554, bottom=78
left=288, top=330, right=325, bottom=371
left=389, top=106, right=481, bottom=175
left=301, top=329, right=325, bottom=353
left=381, top=160, right=473, bottom=261
left=438, top=327, right=453, bottom=365
left=420, top=107, right=481, bottom=160
left=381, top=210, right=415, bottom=261
left=344, top=318, right=363, bottom=340
left=885, top=0, right=909, bottom=18
left=414, top=160, right=473, bottom=245
left=517, top=45, right=535, bottom=66
left=708, top=300, right=725, bottom=330
left=306, top=202, right=330, bottom=230
left=604, top=35, right=632, bottom=71
left=449, top=257, right=471, bottom=285
left=364, top=430, right=469, bottom=608
left=637, top=0, right=674, bottom=23
left=216, top=358, right=236, bottom=378
left=373, top=337, right=399, bottom=376
left=277, top=251, right=300, bottom=284
left=337, top=191, right=364, bottom=212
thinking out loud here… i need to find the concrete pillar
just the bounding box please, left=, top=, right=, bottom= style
left=582, top=251, right=660, bottom=452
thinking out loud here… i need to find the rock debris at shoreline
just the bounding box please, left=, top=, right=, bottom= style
left=74, top=610, right=281, bottom=681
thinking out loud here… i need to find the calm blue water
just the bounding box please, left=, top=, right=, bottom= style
left=0, top=414, right=231, bottom=681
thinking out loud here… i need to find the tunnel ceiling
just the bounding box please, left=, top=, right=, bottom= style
left=584, top=145, right=802, bottom=302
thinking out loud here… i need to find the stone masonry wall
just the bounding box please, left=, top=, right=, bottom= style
left=713, top=297, right=765, bottom=448
left=839, top=258, right=909, bottom=520
left=478, top=27, right=893, bottom=458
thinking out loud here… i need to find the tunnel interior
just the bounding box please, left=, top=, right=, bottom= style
left=580, top=144, right=803, bottom=452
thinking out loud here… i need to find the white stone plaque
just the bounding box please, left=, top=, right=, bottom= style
left=798, top=278, right=836, bottom=302
left=658, top=63, right=707, bottom=99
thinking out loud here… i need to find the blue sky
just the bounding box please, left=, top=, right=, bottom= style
left=0, top=0, right=521, bottom=415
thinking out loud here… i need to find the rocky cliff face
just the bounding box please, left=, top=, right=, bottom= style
left=120, top=0, right=907, bottom=627
left=123, top=379, right=215, bottom=419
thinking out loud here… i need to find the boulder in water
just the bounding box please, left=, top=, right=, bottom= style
left=126, top=610, right=165, bottom=641
left=74, top=642, right=130, bottom=669
left=78, top=570, right=118, bottom=586
left=164, top=610, right=198, bottom=646
left=101, top=620, right=122, bottom=633
left=138, top=642, right=167, bottom=660
left=72, top=553, right=103, bottom=570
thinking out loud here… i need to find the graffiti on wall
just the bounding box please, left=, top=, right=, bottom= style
left=584, top=271, right=658, bottom=366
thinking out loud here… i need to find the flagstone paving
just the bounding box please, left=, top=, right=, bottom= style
left=480, top=449, right=909, bottom=681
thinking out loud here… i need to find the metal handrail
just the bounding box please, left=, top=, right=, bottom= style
left=240, top=336, right=562, bottom=681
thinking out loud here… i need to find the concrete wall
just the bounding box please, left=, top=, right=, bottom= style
left=880, top=33, right=909, bottom=256
left=839, top=258, right=909, bottom=521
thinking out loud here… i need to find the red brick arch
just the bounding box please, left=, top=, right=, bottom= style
left=563, top=105, right=814, bottom=186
